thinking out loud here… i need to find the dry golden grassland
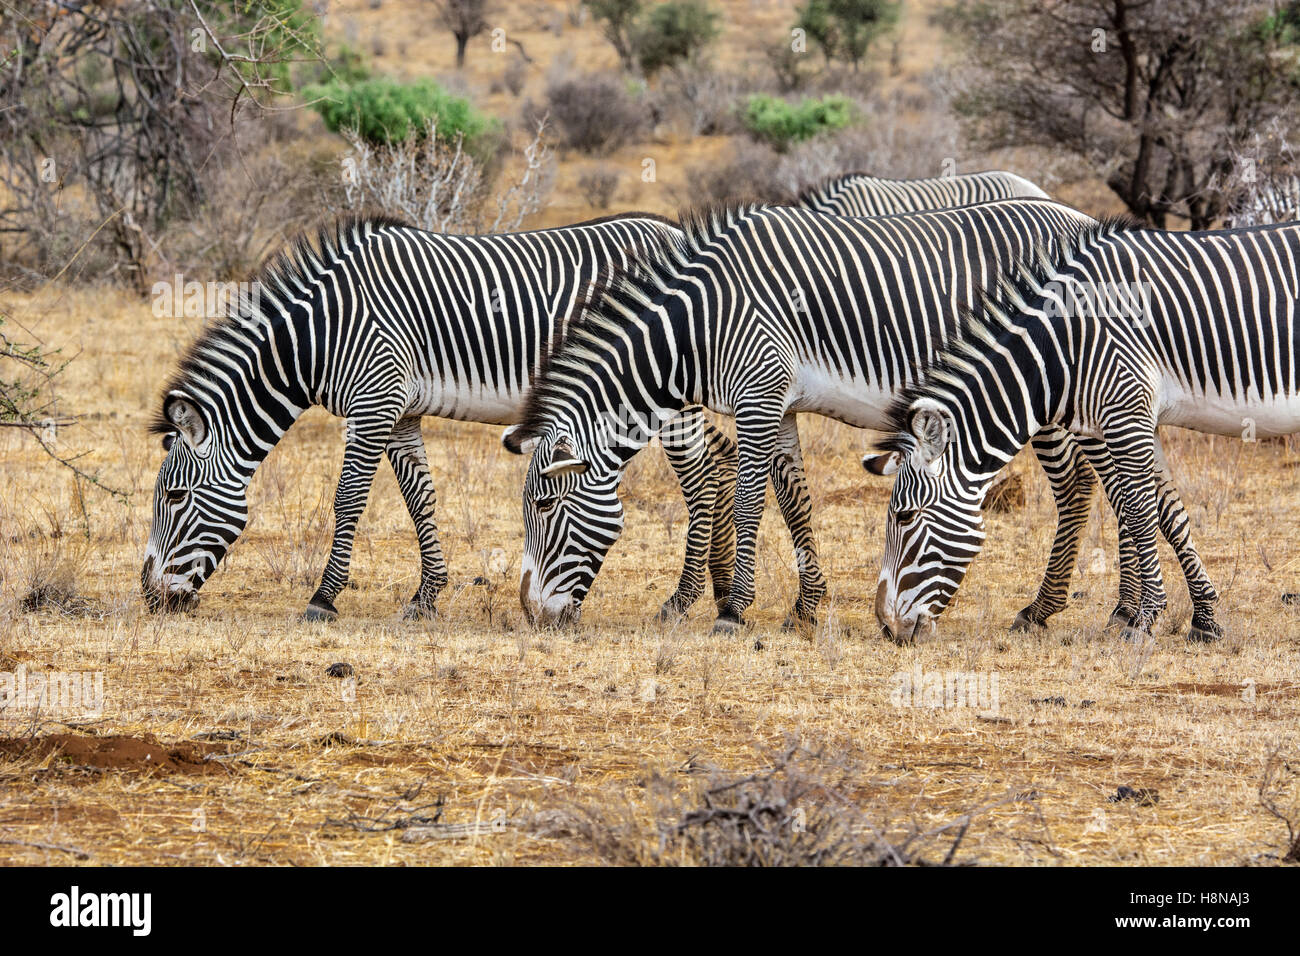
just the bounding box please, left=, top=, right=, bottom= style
left=0, top=283, right=1298, bottom=866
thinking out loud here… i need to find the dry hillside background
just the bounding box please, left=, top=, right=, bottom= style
left=0, top=0, right=1298, bottom=866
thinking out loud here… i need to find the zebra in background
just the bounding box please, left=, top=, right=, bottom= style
left=142, top=213, right=745, bottom=621
left=501, top=200, right=1218, bottom=634
left=798, top=170, right=1048, bottom=217
left=1224, top=174, right=1300, bottom=227
left=871, top=217, right=1300, bottom=642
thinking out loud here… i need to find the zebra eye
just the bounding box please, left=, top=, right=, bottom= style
left=895, top=509, right=919, bottom=526
left=165, top=488, right=187, bottom=504
left=535, top=496, right=558, bottom=515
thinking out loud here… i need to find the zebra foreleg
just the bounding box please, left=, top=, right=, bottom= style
left=768, top=414, right=826, bottom=630
left=704, top=424, right=738, bottom=611
left=713, top=403, right=783, bottom=635
left=386, top=416, right=449, bottom=620
left=657, top=407, right=718, bottom=621
left=1012, top=430, right=1097, bottom=631
left=303, top=410, right=399, bottom=622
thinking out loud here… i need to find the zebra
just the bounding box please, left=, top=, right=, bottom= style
left=142, top=213, right=750, bottom=621
left=1224, top=174, right=1300, bottom=227
left=797, top=170, right=1048, bottom=217
left=500, top=200, right=1219, bottom=634
left=870, top=216, right=1300, bottom=642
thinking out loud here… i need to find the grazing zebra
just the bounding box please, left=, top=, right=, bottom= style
left=871, top=216, right=1300, bottom=642
left=501, top=200, right=1216, bottom=633
left=1225, top=175, right=1300, bottom=227
left=798, top=170, right=1048, bottom=217
left=142, top=213, right=752, bottom=620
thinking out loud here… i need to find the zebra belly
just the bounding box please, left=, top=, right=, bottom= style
left=1159, top=389, right=1300, bottom=438
left=401, top=375, right=525, bottom=426
left=792, top=365, right=893, bottom=429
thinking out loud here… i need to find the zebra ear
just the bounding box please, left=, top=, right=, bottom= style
left=908, top=400, right=953, bottom=464
left=861, top=452, right=901, bottom=476
left=164, top=392, right=208, bottom=450
left=501, top=425, right=538, bottom=455
left=540, top=438, right=588, bottom=478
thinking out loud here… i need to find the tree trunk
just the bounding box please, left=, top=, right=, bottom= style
left=455, top=33, right=468, bottom=69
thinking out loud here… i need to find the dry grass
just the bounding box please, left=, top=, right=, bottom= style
left=0, top=282, right=1297, bottom=866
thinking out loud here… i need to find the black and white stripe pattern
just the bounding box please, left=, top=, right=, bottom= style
left=141, top=213, right=745, bottom=620
left=502, top=200, right=1216, bottom=633
left=798, top=170, right=1048, bottom=217
left=874, top=217, right=1300, bottom=641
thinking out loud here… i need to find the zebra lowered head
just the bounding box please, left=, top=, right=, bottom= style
left=142, top=390, right=252, bottom=612
left=862, top=398, right=988, bottom=643
left=503, top=424, right=627, bottom=627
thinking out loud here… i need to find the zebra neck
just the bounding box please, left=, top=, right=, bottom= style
left=941, top=319, right=1064, bottom=477
left=202, top=323, right=313, bottom=481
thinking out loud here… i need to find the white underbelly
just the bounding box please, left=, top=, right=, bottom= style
left=793, top=365, right=893, bottom=428
left=1160, top=383, right=1300, bottom=438
left=403, top=377, right=522, bottom=426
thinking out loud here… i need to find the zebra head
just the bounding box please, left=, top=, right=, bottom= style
left=503, top=424, right=624, bottom=628
left=142, top=392, right=249, bottom=612
left=862, top=399, right=987, bottom=642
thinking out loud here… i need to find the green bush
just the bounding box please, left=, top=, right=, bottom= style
left=739, top=94, right=855, bottom=152
left=633, top=1, right=720, bottom=77
left=304, top=77, right=498, bottom=155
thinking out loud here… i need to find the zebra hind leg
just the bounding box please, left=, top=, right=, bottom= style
left=768, top=415, right=825, bottom=631
left=386, top=417, right=449, bottom=620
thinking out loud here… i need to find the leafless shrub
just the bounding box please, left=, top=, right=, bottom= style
left=532, top=743, right=1048, bottom=866
left=0, top=504, right=92, bottom=616
left=653, top=67, right=745, bottom=137
left=577, top=167, right=620, bottom=209
left=0, top=0, right=323, bottom=289
left=529, top=72, right=647, bottom=155
left=330, top=118, right=554, bottom=234
left=1259, top=744, right=1300, bottom=864
left=504, top=54, right=529, bottom=96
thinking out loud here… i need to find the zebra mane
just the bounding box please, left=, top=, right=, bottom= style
left=148, top=213, right=411, bottom=435
left=791, top=171, right=873, bottom=207
left=511, top=201, right=778, bottom=444
left=874, top=213, right=1143, bottom=453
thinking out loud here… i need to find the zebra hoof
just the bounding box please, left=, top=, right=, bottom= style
left=402, top=602, right=437, bottom=621
left=302, top=600, right=338, bottom=623
left=781, top=611, right=815, bottom=632
left=711, top=612, right=745, bottom=635
left=1186, top=622, right=1222, bottom=643
left=1119, top=625, right=1151, bottom=645
left=1009, top=609, right=1047, bottom=634
left=1107, top=608, right=1136, bottom=631
left=656, top=601, right=688, bottom=624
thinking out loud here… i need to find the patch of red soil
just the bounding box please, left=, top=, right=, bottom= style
left=0, top=733, right=232, bottom=776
